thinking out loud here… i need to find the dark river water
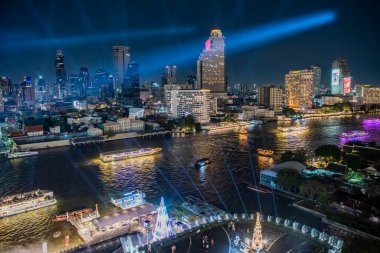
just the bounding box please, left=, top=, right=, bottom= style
left=0, top=115, right=379, bottom=252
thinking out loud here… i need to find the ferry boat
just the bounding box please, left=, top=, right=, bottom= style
left=277, top=125, right=308, bottom=132
left=250, top=120, right=263, bottom=125
left=53, top=207, right=93, bottom=222
left=99, top=147, right=162, bottom=162
left=0, top=190, right=57, bottom=218
left=7, top=151, right=38, bottom=159
left=195, top=158, right=210, bottom=168
left=257, top=149, right=274, bottom=157
left=111, top=190, right=146, bottom=210
left=341, top=130, right=369, bottom=139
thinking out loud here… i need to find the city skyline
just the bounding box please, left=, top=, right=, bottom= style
left=1, top=0, right=380, bottom=85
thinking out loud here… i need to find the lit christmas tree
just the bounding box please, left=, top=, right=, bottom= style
left=153, top=197, right=174, bottom=241
left=251, top=212, right=264, bottom=251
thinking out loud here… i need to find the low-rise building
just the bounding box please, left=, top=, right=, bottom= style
left=87, top=127, right=103, bottom=136
left=260, top=161, right=306, bottom=189
left=103, top=121, right=120, bottom=133
left=129, top=108, right=145, bottom=119
left=25, top=125, right=44, bottom=136
left=49, top=126, right=61, bottom=134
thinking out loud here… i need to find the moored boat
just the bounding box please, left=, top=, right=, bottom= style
left=257, top=149, right=274, bottom=157
left=7, top=151, right=38, bottom=159
left=52, top=207, right=93, bottom=222
left=341, top=130, right=369, bottom=138
left=277, top=125, right=308, bottom=132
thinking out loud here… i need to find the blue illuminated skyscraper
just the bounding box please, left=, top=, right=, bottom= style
left=122, top=61, right=141, bottom=106
left=55, top=49, right=66, bottom=99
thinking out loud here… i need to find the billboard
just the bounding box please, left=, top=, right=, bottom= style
left=343, top=77, right=351, bottom=94
left=331, top=69, right=340, bottom=86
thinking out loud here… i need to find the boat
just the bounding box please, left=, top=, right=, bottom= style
left=257, top=149, right=274, bottom=157
left=341, top=130, right=369, bottom=139
left=7, top=151, right=38, bottom=159
left=250, top=120, right=263, bottom=125
left=53, top=231, right=61, bottom=238
left=195, top=158, right=210, bottom=168
left=0, top=190, right=57, bottom=218
left=246, top=184, right=271, bottom=194
left=238, top=129, right=248, bottom=134
left=99, top=147, right=162, bottom=162
left=52, top=207, right=93, bottom=222
left=277, top=125, right=308, bottom=132
left=111, top=190, right=147, bottom=210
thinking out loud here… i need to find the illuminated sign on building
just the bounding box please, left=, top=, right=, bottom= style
left=332, top=69, right=340, bottom=86
left=343, top=77, right=351, bottom=94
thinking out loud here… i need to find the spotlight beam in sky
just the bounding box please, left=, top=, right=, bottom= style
left=139, top=10, right=336, bottom=75
left=1, top=27, right=197, bottom=50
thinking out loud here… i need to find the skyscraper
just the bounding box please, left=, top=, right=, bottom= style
left=311, top=65, right=321, bottom=95
left=55, top=49, right=66, bottom=99
left=196, top=29, right=226, bottom=95
left=331, top=58, right=350, bottom=95
left=258, top=85, right=284, bottom=113
left=94, top=69, right=114, bottom=100
left=113, top=45, right=130, bottom=94
left=165, top=65, right=177, bottom=84
left=123, top=61, right=141, bottom=106
left=35, top=75, right=46, bottom=100
left=78, top=67, right=90, bottom=97
left=285, top=69, right=315, bottom=110
left=20, top=76, right=35, bottom=107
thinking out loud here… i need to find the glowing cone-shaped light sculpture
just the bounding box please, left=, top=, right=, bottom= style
left=251, top=212, right=264, bottom=251
left=153, top=197, right=174, bottom=241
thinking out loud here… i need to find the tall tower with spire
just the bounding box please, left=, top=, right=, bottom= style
left=251, top=212, right=264, bottom=251
left=152, top=197, right=174, bottom=241
left=196, top=29, right=226, bottom=94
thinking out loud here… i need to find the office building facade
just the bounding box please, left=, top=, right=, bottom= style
left=165, top=89, right=211, bottom=123
left=331, top=58, right=350, bottom=95
left=196, top=29, right=226, bottom=94
left=285, top=69, right=314, bottom=110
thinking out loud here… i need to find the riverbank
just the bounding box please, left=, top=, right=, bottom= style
left=17, top=131, right=171, bottom=151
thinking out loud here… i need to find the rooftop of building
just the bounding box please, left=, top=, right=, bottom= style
left=25, top=124, right=43, bottom=132
left=91, top=203, right=156, bottom=228
left=260, top=161, right=306, bottom=177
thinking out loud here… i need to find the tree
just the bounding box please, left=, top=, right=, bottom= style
left=315, top=144, right=341, bottom=162
left=105, top=130, right=115, bottom=139
left=280, top=151, right=294, bottom=163
left=276, top=168, right=303, bottom=193
left=293, top=148, right=307, bottom=164
left=282, top=107, right=297, bottom=118
left=279, top=149, right=307, bottom=165
left=299, top=180, right=333, bottom=207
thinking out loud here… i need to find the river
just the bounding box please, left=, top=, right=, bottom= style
left=0, top=115, right=379, bottom=252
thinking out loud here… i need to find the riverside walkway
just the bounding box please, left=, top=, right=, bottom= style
left=61, top=213, right=344, bottom=253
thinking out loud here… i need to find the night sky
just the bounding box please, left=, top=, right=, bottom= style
left=1, top=0, right=379, bottom=86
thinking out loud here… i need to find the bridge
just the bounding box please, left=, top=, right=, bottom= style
left=61, top=213, right=344, bottom=253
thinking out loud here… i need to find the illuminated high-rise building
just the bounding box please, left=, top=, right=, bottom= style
left=20, top=76, right=35, bottom=108
left=94, top=69, right=114, bottom=100
left=285, top=69, right=314, bottom=110
left=122, top=61, right=141, bottom=106
left=165, top=65, right=177, bottom=84
left=258, top=85, right=284, bottom=113
left=311, top=65, right=321, bottom=95
left=113, top=45, right=130, bottom=94
left=78, top=67, right=90, bottom=97
left=35, top=75, right=46, bottom=100
left=55, top=49, right=66, bottom=99
left=196, top=29, right=226, bottom=94
left=165, top=88, right=211, bottom=123
left=331, top=58, right=350, bottom=95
